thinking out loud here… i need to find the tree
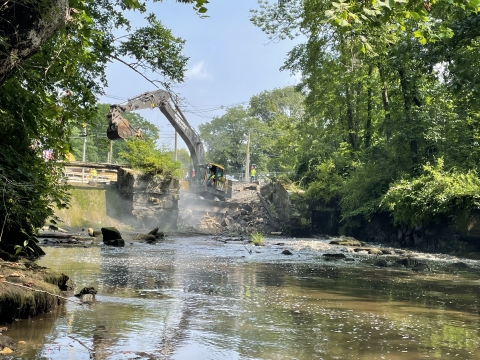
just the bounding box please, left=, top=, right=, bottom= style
left=0, top=0, right=209, bottom=85
left=69, top=104, right=160, bottom=163
left=0, top=0, right=208, bottom=257
left=199, top=106, right=254, bottom=173
left=252, top=0, right=480, bottom=235
left=198, top=87, right=305, bottom=175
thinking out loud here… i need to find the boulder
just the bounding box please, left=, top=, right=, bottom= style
left=448, top=262, right=469, bottom=270
left=368, top=248, right=383, bottom=255
left=104, top=239, right=125, bottom=247
left=88, top=228, right=94, bottom=236
left=242, top=204, right=253, bottom=213
left=412, top=263, right=429, bottom=272
left=381, top=249, right=394, bottom=255
left=229, top=210, right=242, bottom=219
left=374, top=259, right=388, bottom=267
left=323, top=253, right=346, bottom=259
left=466, top=252, right=480, bottom=260
left=101, top=227, right=122, bottom=242
left=0, top=335, right=16, bottom=352
left=147, top=227, right=159, bottom=236
left=74, top=287, right=97, bottom=297
left=133, top=234, right=156, bottom=242
left=282, top=249, right=293, bottom=255
left=330, top=238, right=363, bottom=247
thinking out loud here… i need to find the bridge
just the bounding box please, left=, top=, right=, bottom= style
left=63, top=162, right=121, bottom=185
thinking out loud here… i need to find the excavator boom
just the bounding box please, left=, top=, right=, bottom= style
left=106, top=90, right=205, bottom=168
left=106, top=90, right=231, bottom=199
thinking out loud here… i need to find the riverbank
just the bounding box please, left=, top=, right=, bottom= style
left=0, top=258, right=72, bottom=354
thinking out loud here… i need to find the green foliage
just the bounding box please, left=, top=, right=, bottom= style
left=198, top=86, right=304, bottom=173
left=0, top=0, right=200, bottom=251
left=119, top=139, right=182, bottom=178
left=250, top=232, right=265, bottom=246
left=198, top=106, right=257, bottom=172
left=382, top=159, right=480, bottom=226
left=251, top=0, right=480, bottom=239
left=69, top=103, right=159, bottom=163
left=14, top=238, right=39, bottom=256
left=305, top=160, right=343, bottom=209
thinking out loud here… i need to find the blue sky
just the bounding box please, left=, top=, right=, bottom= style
left=100, top=0, right=301, bottom=149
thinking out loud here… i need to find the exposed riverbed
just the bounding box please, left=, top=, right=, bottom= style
left=5, top=236, right=480, bottom=359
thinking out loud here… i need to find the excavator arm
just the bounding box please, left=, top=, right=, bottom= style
left=106, top=90, right=205, bottom=168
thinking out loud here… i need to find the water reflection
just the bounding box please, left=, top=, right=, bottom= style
left=3, top=237, right=478, bottom=359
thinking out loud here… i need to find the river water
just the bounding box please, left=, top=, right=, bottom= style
left=5, top=236, right=480, bottom=359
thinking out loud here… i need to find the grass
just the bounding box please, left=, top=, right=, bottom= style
left=0, top=261, right=69, bottom=323
left=250, top=232, right=265, bottom=246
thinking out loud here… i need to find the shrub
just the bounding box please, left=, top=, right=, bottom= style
left=250, top=232, right=265, bottom=246
left=381, top=158, right=480, bottom=226
left=119, top=139, right=182, bottom=178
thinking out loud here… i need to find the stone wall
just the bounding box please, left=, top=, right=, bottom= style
left=260, top=180, right=309, bottom=236
left=117, top=168, right=180, bottom=231
left=354, top=211, right=480, bottom=254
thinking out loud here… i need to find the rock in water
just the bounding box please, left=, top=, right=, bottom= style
left=0, top=335, right=16, bottom=352
left=368, top=248, right=383, bottom=255
left=323, top=253, right=346, bottom=259
left=374, top=259, right=388, bottom=267
left=104, top=239, right=125, bottom=247
left=329, top=238, right=363, bottom=246
left=282, top=249, right=293, bottom=255
left=74, top=287, right=97, bottom=297
left=147, top=227, right=159, bottom=236
left=133, top=234, right=156, bottom=241
left=101, top=227, right=122, bottom=240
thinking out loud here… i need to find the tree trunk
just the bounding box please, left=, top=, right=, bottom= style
left=0, top=0, right=69, bottom=85
left=365, top=66, right=373, bottom=148
left=378, top=65, right=392, bottom=141
left=345, top=84, right=357, bottom=150
left=398, top=68, right=418, bottom=168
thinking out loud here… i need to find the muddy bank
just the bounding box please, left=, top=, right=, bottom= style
left=0, top=259, right=72, bottom=324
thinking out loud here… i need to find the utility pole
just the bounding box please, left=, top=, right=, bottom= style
left=244, top=130, right=250, bottom=182
left=82, top=126, right=87, bottom=162
left=174, top=131, right=178, bottom=161
left=174, top=95, right=178, bottom=161
left=82, top=125, right=86, bottom=183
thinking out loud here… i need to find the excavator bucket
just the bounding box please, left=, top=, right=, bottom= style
left=106, top=106, right=142, bottom=140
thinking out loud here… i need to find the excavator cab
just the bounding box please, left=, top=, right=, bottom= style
left=191, top=163, right=232, bottom=199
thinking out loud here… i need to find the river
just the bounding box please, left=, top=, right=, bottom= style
left=5, top=236, right=480, bottom=359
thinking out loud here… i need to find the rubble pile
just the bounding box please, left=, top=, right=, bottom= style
left=178, top=183, right=280, bottom=235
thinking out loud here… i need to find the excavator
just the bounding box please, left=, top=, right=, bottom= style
left=106, top=89, right=233, bottom=199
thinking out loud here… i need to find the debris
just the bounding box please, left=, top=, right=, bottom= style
left=0, top=347, right=13, bottom=354
left=74, top=287, right=97, bottom=297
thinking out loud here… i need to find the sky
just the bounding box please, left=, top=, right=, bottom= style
left=99, top=0, right=302, bottom=150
